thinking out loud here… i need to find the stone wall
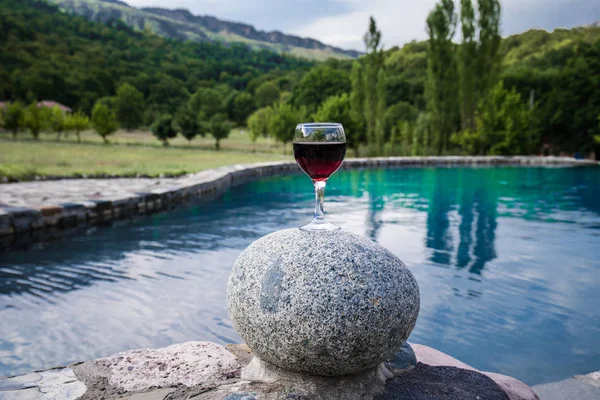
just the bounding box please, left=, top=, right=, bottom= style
left=0, top=156, right=596, bottom=250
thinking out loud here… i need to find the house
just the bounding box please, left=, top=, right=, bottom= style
left=37, top=101, right=72, bottom=113
left=0, top=101, right=72, bottom=113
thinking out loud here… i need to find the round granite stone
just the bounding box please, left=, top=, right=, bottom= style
left=227, top=229, right=420, bottom=376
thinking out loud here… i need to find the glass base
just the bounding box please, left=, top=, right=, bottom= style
left=299, top=218, right=341, bottom=232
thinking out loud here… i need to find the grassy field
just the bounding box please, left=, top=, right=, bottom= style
left=0, top=129, right=291, bottom=180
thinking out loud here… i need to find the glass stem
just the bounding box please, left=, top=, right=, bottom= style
left=314, top=180, right=327, bottom=221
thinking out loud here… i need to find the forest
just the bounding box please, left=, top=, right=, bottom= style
left=1, top=0, right=599, bottom=157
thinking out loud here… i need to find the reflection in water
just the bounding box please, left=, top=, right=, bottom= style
left=1, top=166, right=599, bottom=386
left=426, top=172, right=455, bottom=266
left=455, top=174, right=498, bottom=274
left=366, top=170, right=386, bottom=240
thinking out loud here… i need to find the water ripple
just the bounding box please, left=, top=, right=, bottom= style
left=0, top=166, right=599, bottom=385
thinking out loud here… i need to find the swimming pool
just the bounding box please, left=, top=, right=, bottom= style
left=1, top=166, right=599, bottom=385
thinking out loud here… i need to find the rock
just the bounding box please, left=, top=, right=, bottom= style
left=119, top=388, right=175, bottom=400
left=241, top=356, right=392, bottom=400
left=224, top=394, right=257, bottom=400
left=225, top=344, right=254, bottom=368
left=376, top=363, right=510, bottom=400
left=576, top=371, right=600, bottom=388
left=227, top=229, right=420, bottom=376
left=485, top=372, right=540, bottom=400
left=0, top=368, right=86, bottom=400
left=410, top=344, right=475, bottom=371
left=385, top=342, right=417, bottom=375
left=411, top=343, right=539, bottom=400
left=533, top=373, right=600, bottom=400
left=80, top=341, right=239, bottom=392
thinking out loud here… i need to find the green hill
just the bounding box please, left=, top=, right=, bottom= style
left=0, top=0, right=312, bottom=115
left=49, top=0, right=361, bottom=61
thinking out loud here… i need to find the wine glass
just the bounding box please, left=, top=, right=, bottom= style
left=293, top=123, right=347, bottom=232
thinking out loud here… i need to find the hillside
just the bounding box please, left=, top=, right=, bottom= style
left=49, top=0, right=361, bottom=61
left=0, top=0, right=312, bottom=114
left=501, top=25, right=600, bottom=67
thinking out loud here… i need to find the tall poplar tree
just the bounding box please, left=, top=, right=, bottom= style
left=426, top=0, right=459, bottom=155
left=476, top=0, right=502, bottom=100
left=456, top=0, right=502, bottom=145
left=459, top=0, right=477, bottom=132
left=362, top=16, right=386, bottom=155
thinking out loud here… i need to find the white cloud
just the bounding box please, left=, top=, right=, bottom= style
left=125, top=0, right=599, bottom=51
left=292, top=0, right=599, bottom=50
left=292, top=0, right=436, bottom=51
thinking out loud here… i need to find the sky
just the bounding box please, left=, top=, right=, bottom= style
left=125, top=0, right=600, bottom=51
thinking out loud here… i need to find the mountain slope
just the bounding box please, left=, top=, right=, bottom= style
left=50, top=0, right=361, bottom=60
left=0, top=0, right=312, bottom=113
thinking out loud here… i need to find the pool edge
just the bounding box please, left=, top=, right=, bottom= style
left=1, top=156, right=597, bottom=250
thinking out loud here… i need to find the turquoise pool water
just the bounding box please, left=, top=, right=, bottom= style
left=1, top=166, right=599, bottom=385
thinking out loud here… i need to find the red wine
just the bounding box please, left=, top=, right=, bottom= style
left=293, top=142, right=347, bottom=181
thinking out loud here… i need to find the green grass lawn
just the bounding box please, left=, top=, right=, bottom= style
left=0, top=129, right=291, bottom=180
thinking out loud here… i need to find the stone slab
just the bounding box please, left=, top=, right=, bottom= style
left=85, top=341, right=239, bottom=392
left=376, top=363, right=510, bottom=400
left=2, top=342, right=543, bottom=400
left=119, top=388, right=175, bottom=400
left=411, top=343, right=539, bottom=400
left=0, top=368, right=86, bottom=400
left=532, top=374, right=600, bottom=400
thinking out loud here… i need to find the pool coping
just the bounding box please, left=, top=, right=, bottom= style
left=0, top=156, right=597, bottom=249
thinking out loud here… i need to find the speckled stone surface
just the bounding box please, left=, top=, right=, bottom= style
left=227, top=228, right=420, bottom=376
left=0, top=368, right=86, bottom=400
left=376, top=363, right=510, bottom=400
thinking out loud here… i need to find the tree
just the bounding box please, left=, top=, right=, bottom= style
left=49, top=106, right=66, bottom=141
left=476, top=0, right=502, bottom=101
left=458, top=0, right=502, bottom=133
left=115, top=83, right=145, bottom=131
left=291, top=66, right=351, bottom=112
left=151, top=114, right=177, bottom=146
left=374, top=68, right=387, bottom=153
left=255, top=82, right=281, bottom=108
left=231, top=92, right=256, bottom=126
left=64, top=111, right=90, bottom=143
left=459, top=0, right=477, bottom=132
left=453, top=81, right=532, bottom=155
left=414, top=112, right=433, bottom=155
left=248, top=107, right=273, bottom=147
left=349, top=61, right=367, bottom=154
left=91, top=102, right=118, bottom=143
left=189, top=88, right=223, bottom=118
left=426, top=0, right=460, bottom=155
left=362, top=16, right=386, bottom=155
left=478, top=81, right=532, bottom=155
left=24, top=102, right=49, bottom=140
left=174, top=104, right=202, bottom=143
left=2, top=101, right=24, bottom=139
left=208, top=113, right=232, bottom=150
left=313, top=93, right=364, bottom=156
left=268, top=103, right=303, bottom=154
